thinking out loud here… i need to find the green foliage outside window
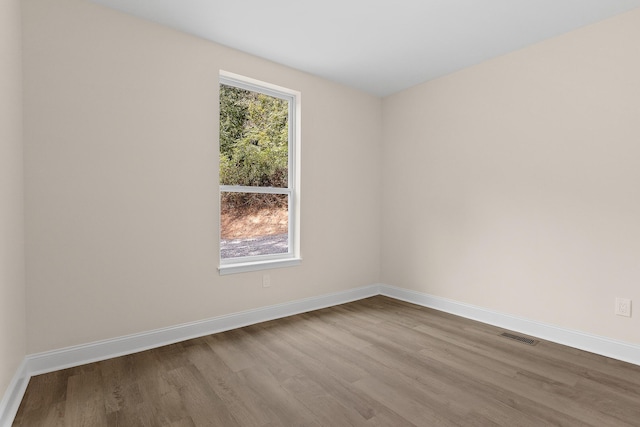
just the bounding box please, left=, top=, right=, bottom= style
left=220, top=84, right=289, bottom=210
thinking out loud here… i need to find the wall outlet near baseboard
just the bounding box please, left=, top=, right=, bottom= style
left=262, top=274, right=271, bottom=288
left=615, top=298, right=631, bottom=317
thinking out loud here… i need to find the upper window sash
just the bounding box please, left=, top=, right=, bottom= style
left=220, top=72, right=297, bottom=191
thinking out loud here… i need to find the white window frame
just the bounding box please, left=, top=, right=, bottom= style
left=218, top=71, right=301, bottom=275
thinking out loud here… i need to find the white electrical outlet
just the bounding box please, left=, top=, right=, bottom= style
left=262, top=274, right=271, bottom=288
left=615, top=298, right=631, bottom=317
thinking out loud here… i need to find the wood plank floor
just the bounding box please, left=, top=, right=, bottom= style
left=13, top=296, right=640, bottom=426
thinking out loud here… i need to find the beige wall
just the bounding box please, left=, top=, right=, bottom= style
left=382, top=9, right=640, bottom=344
left=23, top=0, right=382, bottom=353
left=0, top=0, right=27, bottom=396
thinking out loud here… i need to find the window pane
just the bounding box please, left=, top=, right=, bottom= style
left=219, top=84, right=289, bottom=188
left=220, top=192, right=289, bottom=259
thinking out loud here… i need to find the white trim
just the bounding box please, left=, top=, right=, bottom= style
left=3, top=282, right=639, bottom=425
left=220, top=185, right=290, bottom=195
left=218, top=257, right=302, bottom=275
left=0, top=360, right=29, bottom=427
left=219, top=70, right=299, bottom=101
left=26, top=284, right=381, bottom=377
left=379, top=284, right=640, bottom=366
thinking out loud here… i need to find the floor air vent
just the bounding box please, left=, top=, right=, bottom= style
left=500, top=332, right=539, bottom=346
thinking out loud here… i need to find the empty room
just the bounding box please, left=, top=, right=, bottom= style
left=1, top=0, right=639, bottom=425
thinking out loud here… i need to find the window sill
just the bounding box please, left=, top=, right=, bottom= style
left=218, top=258, right=302, bottom=275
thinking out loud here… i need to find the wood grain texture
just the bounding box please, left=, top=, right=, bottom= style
left=13, top=296, right=640, bottom=426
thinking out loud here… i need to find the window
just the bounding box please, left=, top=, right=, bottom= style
left=218, top=71, right=300, bottom=274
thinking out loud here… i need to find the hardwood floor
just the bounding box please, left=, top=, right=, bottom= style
left=13, top=296, right=640, bottom=426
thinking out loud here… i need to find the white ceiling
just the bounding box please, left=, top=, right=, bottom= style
left=90, top=0, right=640, bottom=97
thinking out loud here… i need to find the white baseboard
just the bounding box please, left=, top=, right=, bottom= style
left=379, top=284, right=640, bottom=366
left=0, top=360, right=29, bottom=427
left=26, top=284, right=382, bottom=376
left=2, top=282, right=639, bottom=426
left=0, top=284, right=381, bottom=426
